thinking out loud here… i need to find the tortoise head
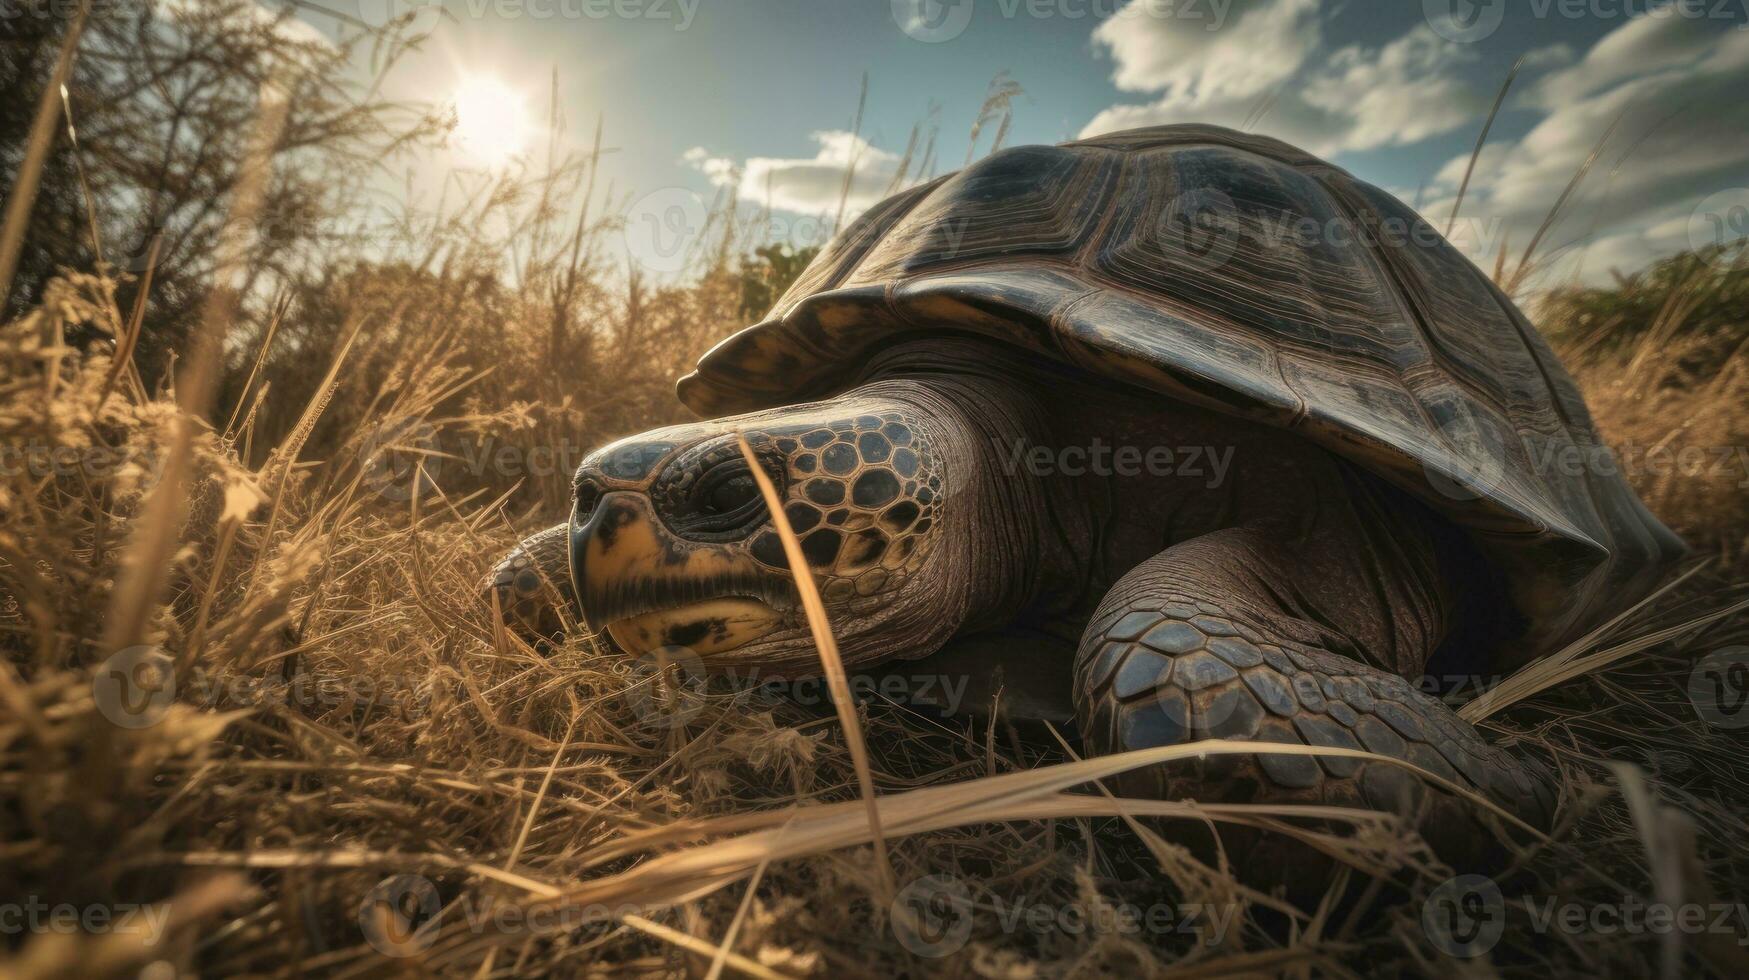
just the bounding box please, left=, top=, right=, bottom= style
left=568, top=380, right=982, bottom=673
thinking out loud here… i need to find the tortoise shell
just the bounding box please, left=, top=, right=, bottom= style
left=677, top=124, right=1685, bottom=667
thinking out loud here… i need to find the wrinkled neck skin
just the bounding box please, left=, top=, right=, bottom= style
left=851, top=344, right=1093, bottom=647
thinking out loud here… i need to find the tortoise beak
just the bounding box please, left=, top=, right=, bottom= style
left=569, top=491, right=785, bottom=656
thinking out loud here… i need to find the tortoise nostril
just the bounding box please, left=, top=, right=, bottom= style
left=572, top=482, right=602, bottom=524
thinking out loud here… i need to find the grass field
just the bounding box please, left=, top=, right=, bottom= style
left=3, top=247, right=1747, bottom=980
left=4, top=22, right=1749, bottom=976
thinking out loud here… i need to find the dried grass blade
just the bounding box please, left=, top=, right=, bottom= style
left=0, top=0, right=91, bottom=304
left=1447, top=55, right=1522, bottom=238
left=1462, top=562, right=1711, bottom=721
left=734, top=433, right=892, bottom=898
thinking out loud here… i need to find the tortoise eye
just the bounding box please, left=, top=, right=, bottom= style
left=653, top=448, right=782, bottom=541
left=704, top=473, right=759, bottom=515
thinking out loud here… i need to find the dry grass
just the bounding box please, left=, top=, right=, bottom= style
left=2, top=54, right=1747, bottom=975
left=1550, top=264, right=1749, bottom=579
left=1, top=249, right=1746, bottom=977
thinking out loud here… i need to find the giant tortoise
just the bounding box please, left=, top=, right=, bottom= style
left=485, top=124, right=1685, bottom=865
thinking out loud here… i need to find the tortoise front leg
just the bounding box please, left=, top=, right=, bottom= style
left=483, top=523, right=576, bottom=645
left=1072, top=526, right=1555, bottom=879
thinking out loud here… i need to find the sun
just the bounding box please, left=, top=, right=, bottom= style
left=451, top=76, right=528, bottom=167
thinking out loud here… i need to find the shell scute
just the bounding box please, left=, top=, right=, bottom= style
left=679, top=125, right=1687, bottom=661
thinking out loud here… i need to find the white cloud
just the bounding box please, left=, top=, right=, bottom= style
left=1526, top=11, right=1720, bottom=107
left=1303, top=26, right=1481, bottom=151
left=681, top=147, right=738, bottom=186
left=1419, top=19, right=1749, bottom=285
left=1082, top=4, right=1482, bottom=155
left=1083, top=3, right=1749, bottom=285
left=683, top=131, right=904, bottom=215
left=1091, top=0, right=1321, bottom=102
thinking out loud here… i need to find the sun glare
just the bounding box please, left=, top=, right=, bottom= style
left=452, top=76, right=528, bottom=167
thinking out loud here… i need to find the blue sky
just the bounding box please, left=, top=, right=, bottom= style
left=291, top=0, right=1749, bottom=284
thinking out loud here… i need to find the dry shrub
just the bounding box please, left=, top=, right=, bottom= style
left=1543, top=249, right=1749, bottom=577
left=1572, top=350, right=1748, bottom=575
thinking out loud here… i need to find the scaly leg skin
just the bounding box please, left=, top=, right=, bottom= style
left=1072, top=526, right=1556, bottom=883
left=484, top=523, right=575, bottom=645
